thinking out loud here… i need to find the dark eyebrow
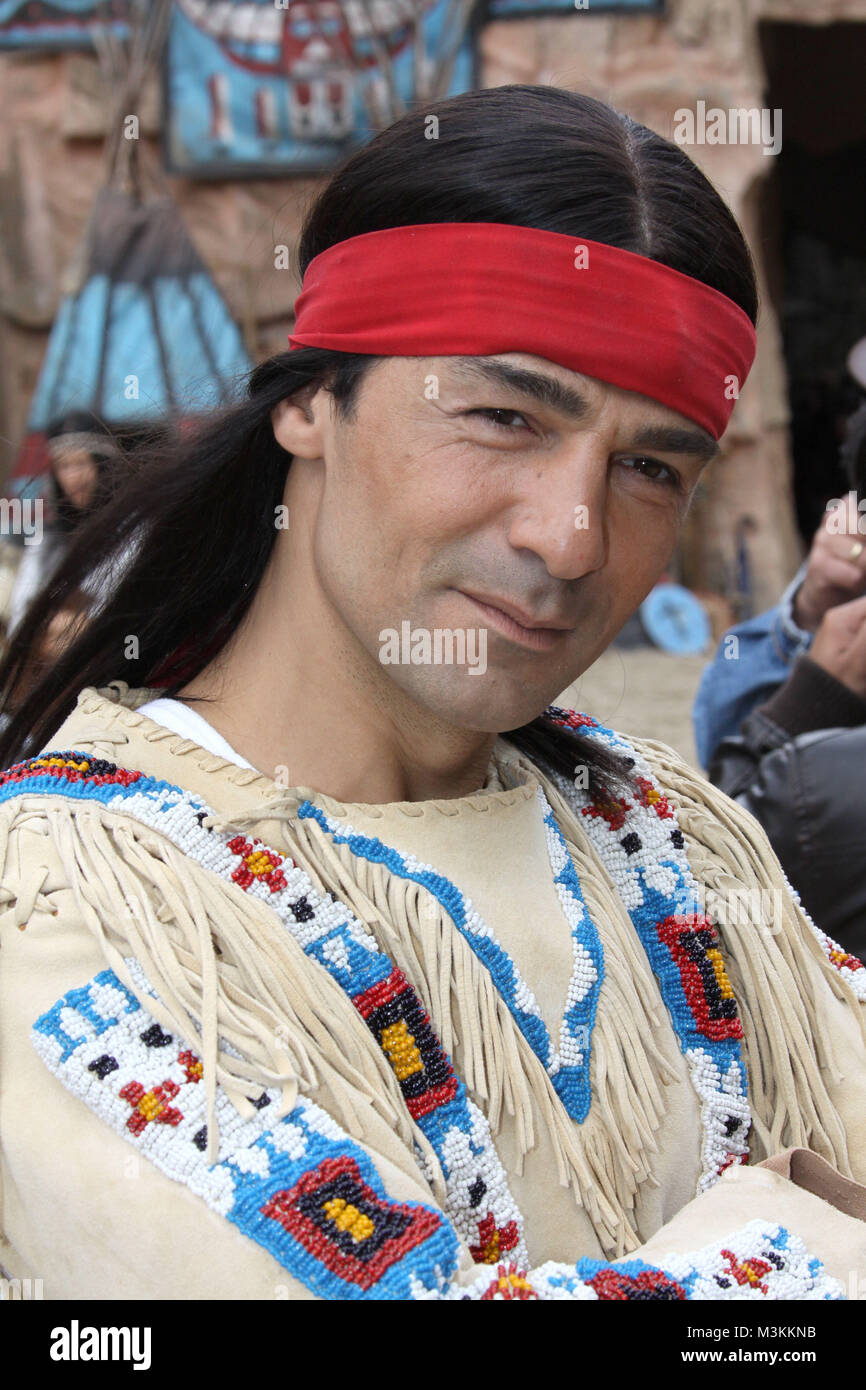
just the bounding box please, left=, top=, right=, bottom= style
left=448, top=357, right=593, bottom=423
left=446, top=356, right=720, bottom=463
left=627, top=424, right=720, bottom=464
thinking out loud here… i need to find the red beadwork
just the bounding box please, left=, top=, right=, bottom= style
left=479, top=1263, right=539, bottom=1300
left=178, top=1049, right=203, bottom=1084
left=587, top=1267, right=688, bottom=1300
left=581, top=787, right=630, bottom=832
left=721, top=1249, right=772, bottom=1295
left=119, top=1077, right=184, bottom=1135
left=657, top=914, right=744, bottom=1042
left=262, top=1154, right=441, bottom=1292
left=635, top=775, right=674, bottom=820
left=227, top=835, right=291, bottom=894
left=470, top=1212, right=520, bottom=1264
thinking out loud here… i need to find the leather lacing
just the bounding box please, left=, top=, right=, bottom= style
left=79, top=685, right=542, bottom=822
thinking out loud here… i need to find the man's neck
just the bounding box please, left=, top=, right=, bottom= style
left=176, top=558, right=498, bottom=806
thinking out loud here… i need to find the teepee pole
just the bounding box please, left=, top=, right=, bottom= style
left=94, top=0, right=173, bottom=200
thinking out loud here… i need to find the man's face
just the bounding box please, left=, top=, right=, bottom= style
left=279, top=353, right=717, bottom=733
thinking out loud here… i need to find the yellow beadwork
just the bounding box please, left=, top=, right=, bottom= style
left=245, top=849, right=278, bottom=876
left=707, top=947, right=735, bottom=1000
left=137, top=1089, right=167, bottom=1122
left=32, top=756, right=89, bottom=771
left=380, top=1021, right=424, bottom=1080
left=321, top=1198, right=375, bottom=1243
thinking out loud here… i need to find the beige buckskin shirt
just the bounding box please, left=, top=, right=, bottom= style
left=1, top=682, right=866, bottom=1300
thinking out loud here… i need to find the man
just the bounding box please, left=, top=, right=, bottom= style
left=694, top=389, right=866, bottom=952
left=693, top=382, right=866, bottom=770
left=1, top=85, right=865, bottom=1301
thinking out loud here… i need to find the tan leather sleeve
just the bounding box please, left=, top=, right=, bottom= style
left=629, top=1159, right=866, bottom=1296
left=758, top=1147, right=866, bottom=1221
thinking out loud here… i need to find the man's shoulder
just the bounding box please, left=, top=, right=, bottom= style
left=40, top=680, right=164, bottom=759
left=2, top=681, right=271, bottom=825
left=639, top=734, right=713, bottom=789
left=0, top=685, right=212, bottom=958
left=613, top=726, right=866, bottom=999
left=0, top=682, right=163, bottom=792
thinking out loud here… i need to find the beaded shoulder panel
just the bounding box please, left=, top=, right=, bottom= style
left=543, top=710, right=866, bottom=1005
left=1, top=736, right=849, bottom=1301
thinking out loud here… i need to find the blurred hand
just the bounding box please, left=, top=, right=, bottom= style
left=793, top=494, right=866, bottom=632
left=809, top=593, right=866, bottom=701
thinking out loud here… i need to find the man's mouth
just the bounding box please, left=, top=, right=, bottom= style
left=457, top=590, right=575, bottom=651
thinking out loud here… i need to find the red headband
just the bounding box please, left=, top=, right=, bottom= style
left=288, top=222, right=757, bottom=441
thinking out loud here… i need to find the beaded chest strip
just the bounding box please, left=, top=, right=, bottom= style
left=297, top=783, right=605, bottom=1126
left=296, top=707, right=756, bottom=1189
left=1, top=712, right=856, bottom=1300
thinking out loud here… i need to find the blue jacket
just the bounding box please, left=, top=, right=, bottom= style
left=692, top=561, right=813, bottom=768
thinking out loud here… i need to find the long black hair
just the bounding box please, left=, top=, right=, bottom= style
left=0, top=85, right=758, bottom=796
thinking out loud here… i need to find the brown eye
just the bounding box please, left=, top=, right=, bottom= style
left=468, top=409, right=532, bottom=432
left=618, top=455, right=682, bottom=489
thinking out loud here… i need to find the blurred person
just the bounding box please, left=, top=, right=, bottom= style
left=7, top=411, right=121, bottom=635
left=707, top=584, right=866, bottom=955
left=693, top=340, right=866, bottom=767
left=693, top=363, right=866, bottom=952
left=1, top=88, right=866, bottom=1305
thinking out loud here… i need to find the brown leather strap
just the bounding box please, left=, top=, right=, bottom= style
left=758, top=1148, right=866, bottom=1221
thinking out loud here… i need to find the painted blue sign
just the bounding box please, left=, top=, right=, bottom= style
left=486, top=0, right=660, bottom=17
left=164, top=0, right=478, bottom=177
left=0, top=0, right=129, bottom=48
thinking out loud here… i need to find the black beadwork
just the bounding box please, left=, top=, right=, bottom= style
left=140, top=1023, right=173, bottom=1048
left=468, top=1177, right=487, bottom=1208
left=88, top=1054, right=119, bottom=1079
left=296, top=1170, right=411, bottom=1263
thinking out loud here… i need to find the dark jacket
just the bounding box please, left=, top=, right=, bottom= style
left=709, top=654, right=866, bottom=959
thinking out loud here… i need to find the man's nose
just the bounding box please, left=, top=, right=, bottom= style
left=505, top=445, right=609, bottom=582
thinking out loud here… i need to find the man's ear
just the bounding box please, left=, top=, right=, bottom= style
left=270, top=385, right=331, bottom=459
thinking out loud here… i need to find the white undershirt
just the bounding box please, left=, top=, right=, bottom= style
left=137, top=697, right=257, bottom=772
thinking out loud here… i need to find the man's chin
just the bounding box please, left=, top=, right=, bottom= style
left=398, top=672, right=581, bottom=736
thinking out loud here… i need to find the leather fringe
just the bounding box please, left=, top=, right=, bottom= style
left=0, top=800, right=441, bottom=1190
